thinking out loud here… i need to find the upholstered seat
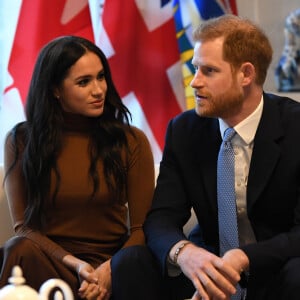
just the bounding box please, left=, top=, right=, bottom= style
left=0, top=164, right=14, bottom=245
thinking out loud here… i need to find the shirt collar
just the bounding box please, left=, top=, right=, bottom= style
left=219, top=95, right=264, bottom=145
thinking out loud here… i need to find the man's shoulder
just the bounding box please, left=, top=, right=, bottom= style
left=264, top=92, right=300, bottom=111
left=263, top=93, right=300, bottom=127
left=169, top=110, right=219, bottom=139
left=171, top=109, right=216, bottom=128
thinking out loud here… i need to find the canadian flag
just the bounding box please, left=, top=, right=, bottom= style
left=98, top=0, right=186, bottom=163
left=0, top=0, right=94, bottom=162
left=1, top=0, right=237, bottom=164
left=94, top=0, right=237, bottom=162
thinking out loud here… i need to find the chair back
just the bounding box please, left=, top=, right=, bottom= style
left=0, top=165, right=14, bottom=245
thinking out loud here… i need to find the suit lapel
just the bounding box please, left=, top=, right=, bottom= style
left=194, top=118, right=221, bottom=213
left=247, top=95, right=284, bottom=212
left=192, top=96, right=284, bottom=214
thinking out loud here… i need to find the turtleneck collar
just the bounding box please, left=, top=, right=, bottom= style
left=62, top=111, right=95, bottom=133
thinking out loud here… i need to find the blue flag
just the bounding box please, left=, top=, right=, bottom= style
left=173, top=0, right=237, bottom=108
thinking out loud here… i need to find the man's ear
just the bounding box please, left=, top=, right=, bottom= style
left=240, top=62, right=255, bottom=86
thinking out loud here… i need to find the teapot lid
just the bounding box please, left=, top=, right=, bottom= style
left=0, top=265, right=39, bottom=300
left=8, top=265, right=26, bottom=285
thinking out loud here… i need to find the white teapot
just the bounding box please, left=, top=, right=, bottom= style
left=0, top=265, right=74, bottom=300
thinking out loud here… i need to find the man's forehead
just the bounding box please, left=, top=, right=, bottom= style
left=192, top=39, right=224, bottom=64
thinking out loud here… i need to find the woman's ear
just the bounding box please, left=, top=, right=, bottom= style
left=53, top=87, right=60, bottom=99
left=240, top=62, right=255, bottom=86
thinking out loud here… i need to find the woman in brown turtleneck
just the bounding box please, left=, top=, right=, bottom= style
left=0, top=36, right=155, bottom=300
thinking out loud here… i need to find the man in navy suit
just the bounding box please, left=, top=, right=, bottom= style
left=112, top=14, right=300, bottom=300
left=143, top=14, right=300, bottom=300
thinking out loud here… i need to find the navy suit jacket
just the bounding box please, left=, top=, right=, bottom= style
left=144, top=92, right=300, bottom=283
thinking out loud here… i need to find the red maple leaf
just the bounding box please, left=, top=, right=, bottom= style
left=6, top=0, right=94, bottom=104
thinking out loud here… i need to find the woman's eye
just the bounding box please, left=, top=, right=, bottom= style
left=97, top=72, right=105, bottom=81
left=77, top=78, right=89, bottom=86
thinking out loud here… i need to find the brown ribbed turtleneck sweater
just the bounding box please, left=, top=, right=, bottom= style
left=4, top=113, right=154, bottom=264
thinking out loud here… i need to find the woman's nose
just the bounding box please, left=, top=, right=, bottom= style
left=91, top=81, right=103, bottom=96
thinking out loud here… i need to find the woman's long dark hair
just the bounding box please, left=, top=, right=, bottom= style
left=8, top=36, right=132, bottom=230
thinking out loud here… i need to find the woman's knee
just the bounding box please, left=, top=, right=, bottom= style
left=3, top=236, right=39, bottom=259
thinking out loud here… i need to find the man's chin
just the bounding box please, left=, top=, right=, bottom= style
left=195, top=106, right=215, bottom=118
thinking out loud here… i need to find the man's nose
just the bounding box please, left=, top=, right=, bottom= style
left=190, top=70, right=204, bottom=88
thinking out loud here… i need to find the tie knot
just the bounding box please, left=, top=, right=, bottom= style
left=223, top=128, right=236, bottom=142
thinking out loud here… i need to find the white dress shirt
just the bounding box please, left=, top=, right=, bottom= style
left=219, top=96, right=264, bottom=246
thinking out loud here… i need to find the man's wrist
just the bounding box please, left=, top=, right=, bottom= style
left=169, top=240, right=191, bottom=265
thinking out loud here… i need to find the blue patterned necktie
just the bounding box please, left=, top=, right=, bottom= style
left=217, top=128, right=242, bottom=300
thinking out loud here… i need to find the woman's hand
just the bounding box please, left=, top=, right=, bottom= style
left=78, top=280, right=101, bottom=300
left=91, top=260, right=112, bottom=300
left=76, top=261, right=102, bottom=300
left=62, top=254, right=111, bottom=299
left=76, top=261, right=97, bottom=284
left=78, top=260, right=112, bottom=300
left=62, top=254, right=98, bottom=285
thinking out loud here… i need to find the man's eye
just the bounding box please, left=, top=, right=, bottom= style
left=202, top=67, right=216, bottom=75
